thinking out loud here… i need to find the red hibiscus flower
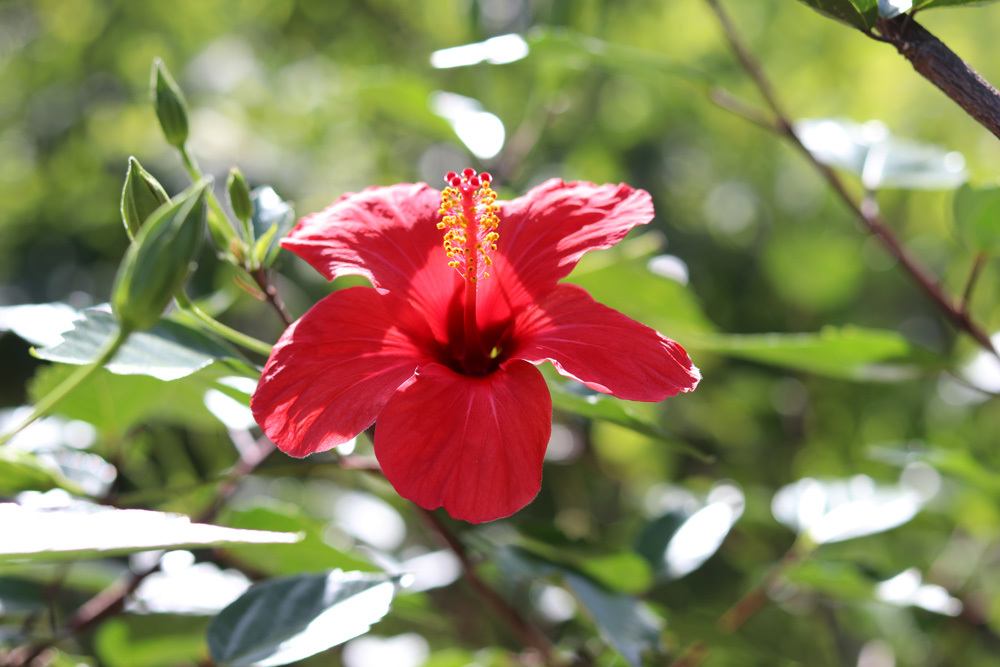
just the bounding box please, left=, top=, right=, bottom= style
left=251, top=169, right=700, bottom=523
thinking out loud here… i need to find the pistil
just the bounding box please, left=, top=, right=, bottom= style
left=437, top=168, right=500, bottom=373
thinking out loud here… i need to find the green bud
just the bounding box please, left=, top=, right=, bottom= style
left=151, top=58, right=189, bottom=148
left=112, top=179, right=209, bottom=332
left=120, top=156, right=170, bottom=240
left=227, top=167, right=253, bottom=226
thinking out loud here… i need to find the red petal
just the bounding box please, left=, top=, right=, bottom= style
left=374, top=361, right=552, bottom=523
left=251, top=287, right=424, bottom=457
left=512, top=284, right=700, bottom=401
left=495, top=179, right=654, bottom=295
left=282, top=184, right=443, bottom=295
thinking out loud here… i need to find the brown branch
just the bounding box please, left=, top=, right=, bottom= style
left=876, top=15, right=1000, bottom=141
left=960, top=251, right=988, bottom=314
left=417, top=509, right=562, bottom=666
left=705, top=0, right=998, bottom=358
left=250, top=268, right=293, bottom=327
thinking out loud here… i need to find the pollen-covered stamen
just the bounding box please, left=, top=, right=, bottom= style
left=438, top=168, right=499, bottom=282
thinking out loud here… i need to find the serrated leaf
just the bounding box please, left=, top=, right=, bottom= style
left=0, top=504, right=300, bottom=561
left=207, top=570, right=396, bottom=667
left=953, top=183, right=1000, bottom=251
left=687, top=326, right=926, bottom=381
left=33, top=308, right=251, bottom=382
left=797, top=0, right=880, bottom=30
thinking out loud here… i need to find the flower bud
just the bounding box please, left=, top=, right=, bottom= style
left=112, top=179, right=209, bottom=332
left=120, top=156, right=169, bottom=240
left=227, top=167, right=253, bottom=231
left=151, top=58, right=189, bottom=148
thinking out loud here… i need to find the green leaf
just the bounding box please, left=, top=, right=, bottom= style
left=797, top=0, right=879, bottom=30
left=0, top=504, right=300, bottom=561
left=548, top=381, right=712, bottom=461
left=94, top=615, right=211, bottom=667
left=687, top=326, right=926, bottom=380
left=784, top=560, right=876, bottom=601
left=207, top=570, right=397, bottom=666
left=912, top=0, right=1000, bottom=8
left=34, top=308, right=250, bottom=382
left=27, top=364, right=230, bottom=435
left=564, top=573, right=663, bottom=667
left=250, top=186, right=295, bottom=268
left=0, top=448, right=85, bottom=496
left=568, top=234, right=715, bottom=338
left=0, top=302, right=79, bottom=348
left=516, top=538, right=653, bottom=594
left=220, top=504, right=378, bottom=576
left=497, top=547, right=663, bottom=667
left=953, top=183, right=1000, bottom=251
left=795, top=118, right=967, bottom=190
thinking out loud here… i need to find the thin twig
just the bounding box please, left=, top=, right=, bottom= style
left=960, top=251, right=988, bottom=314
left=417, top=509, right=561, bottom=667
left=705, top=0, right=998, bottom=358
left=251, top=268, right=293, bottom=327
left=875, top=15, right=1000, bottom=141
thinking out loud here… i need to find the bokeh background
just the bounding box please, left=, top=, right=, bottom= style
left=2, top=1, right=1000, bottom=665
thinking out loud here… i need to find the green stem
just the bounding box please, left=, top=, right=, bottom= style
left=174, top=292, right=272, bottom=356
left=179, top=145, right=240, bottom=253
left=0, top=330, right=130, bottom=447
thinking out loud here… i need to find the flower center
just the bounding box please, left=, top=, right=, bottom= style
left=437, top=168, right=499, bottom=283
left=437, top=168, right=500, bottom=375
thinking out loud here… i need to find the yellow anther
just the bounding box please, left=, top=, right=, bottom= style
left=438, top=170, right=500, bottom=282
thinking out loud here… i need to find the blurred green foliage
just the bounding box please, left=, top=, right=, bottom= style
left=2, top=0, right=1000, bottom=666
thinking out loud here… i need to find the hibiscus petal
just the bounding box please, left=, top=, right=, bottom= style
left=251, top=287, right=424, bottom=457
left=512, top=284, right=700, bottom=401
left=282, top=183, right=443, bottom=295
left=374, top=361, right=551, bottom=523
left=496, top=179, right=654, bottom=294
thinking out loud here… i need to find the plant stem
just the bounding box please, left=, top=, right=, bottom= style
left=250, top=267, right=294, bottom=327
left=174, top=291, right=273, bottom=356
left=417, top=508, right=562, bottom=666
left=0, top=329, right=129, bottom=447
left=876, top=15, right=1000, bottom=141
left=960, top=251, right=988, bottom=314
left=704, top=0, right=998, bottom=359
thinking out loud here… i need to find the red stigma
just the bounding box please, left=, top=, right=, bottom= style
left=444, top=171, right=457, bottom=183
left=462, top=168, right=476, bottom=179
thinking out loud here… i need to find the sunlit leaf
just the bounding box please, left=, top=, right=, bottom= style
left=795, top=118, right=966, bottom=190
left=33, top=308, right=252, bottom=382
left=0, top=303, right=79, bottom=348
left=0, top=504, right=300, bottom=561
left=771, top=472, right=937, bottom=544
left=220, top=504, right=378, bottom=576
left=796, top=0, right=880, bottom=30
left=27, top=365, right=226, bottom=436
left=687, top=326, right=927, bottom=381
left=207, top=570, right=397, bottom=667
left=0, top=448, right=85, bottom=496
left=250, top=186, right=295, bottom=268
